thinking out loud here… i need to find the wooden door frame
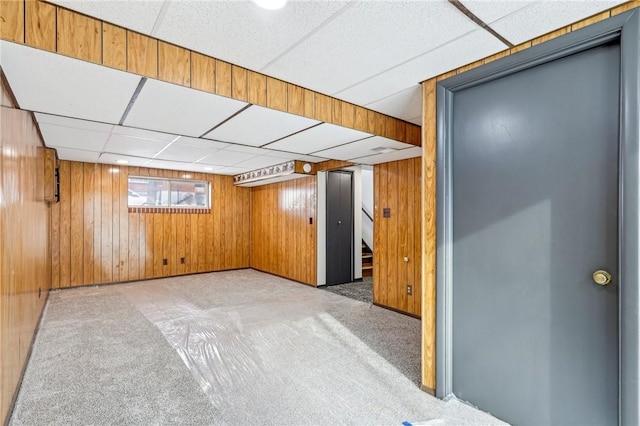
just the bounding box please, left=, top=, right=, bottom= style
left=434, top=10, right=640, bottom=424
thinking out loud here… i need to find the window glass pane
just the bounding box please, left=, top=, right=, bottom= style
left=170, top=180, right=208, bottom=207
left=128, top=178, right=169, bottom=207
left=128, top=177, right=209, bottom=209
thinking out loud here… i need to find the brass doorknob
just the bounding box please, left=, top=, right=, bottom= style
left=592, top=270, right=612, bottom=286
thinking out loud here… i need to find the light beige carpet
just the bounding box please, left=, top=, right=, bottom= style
left=10, top=269, right=506, bottom=425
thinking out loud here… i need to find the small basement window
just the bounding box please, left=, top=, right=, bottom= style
left=128, top=176, right=210, bottom=212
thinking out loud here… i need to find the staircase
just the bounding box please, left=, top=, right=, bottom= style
left=362, top=240, right=373, bottom=277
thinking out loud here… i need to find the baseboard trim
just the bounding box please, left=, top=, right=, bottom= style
left=421, top=384, right=436, bottom=396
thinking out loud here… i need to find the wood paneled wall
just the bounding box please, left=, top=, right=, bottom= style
left=1, top=79, right=51, bottom=424
left=0, top=0, right=421, bottom=146
left=51, top=162, right=250, bottom=288
left=250, top=177, right=317, bottom=286
left=420, top=1, right=639, bottom=393
left=374, top=158, right=421, bottom=317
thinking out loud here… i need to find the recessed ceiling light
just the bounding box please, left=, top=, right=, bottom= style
left=116, top=159, right=129, bottom=164
left=204, top=166, right=213, bottom=171
left=252, top=0, right=287, bottom=10
left=372, top=147, right=397, bottom=154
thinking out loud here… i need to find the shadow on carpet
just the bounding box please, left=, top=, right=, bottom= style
left=321, top=276, right=373, bottom=304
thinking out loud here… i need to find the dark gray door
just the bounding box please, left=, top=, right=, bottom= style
left=326, top=171, right=353, bottom=285
left=451, top=43, right=620, bottom=424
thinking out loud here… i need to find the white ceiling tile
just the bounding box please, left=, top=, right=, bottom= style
left=98, top=153, right=151, bottom=167
left=491, top=1, right=626, bottom=45
left=51, top=147, right=100, bottom=163
left=111, top=126, right=177, bottom=142
left=174, top=136, right=230, bottom=150
left=336, top=28, right=506, bottom=106
left=204, top=105, right=319, bottom=146
left=38, top=123, right=112, bottom=152
left=223, top=145, right=274, bottom=155
left=155, top=1, right=349, bottom=71
left=1, top=41, right=140, bottom=123
left=351, top=146, right=423, bottom=165
left=365, top=86, right=423, bottom=123
left=314, top=136, right=412, bottom=160
left=124, top=78, right=247, bottom=137
left=155, top=143, right=216, bottom=163
left=408, top=116, right=422, bottom=126
left=215, top=166, right=252, bottom=176
left=294, top=154, right=328, bottom=163
left=103, top=134, right=170, bottom=158
left=35, top=113, right=114, bottom=132
left=264, top=123, right=372, bottom=154
left=263, top=1, right=479, bottom=95
left=461, top=1, right=535, bottom=25
left=236, top=156, right=295, bottom=170
left=144, top=159, right=195, bottom=173
left=48, top=0, right=165, bottom=35
left=196, top=150, right=256, bottom=167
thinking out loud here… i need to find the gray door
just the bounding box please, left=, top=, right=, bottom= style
left=326, top=171, right=353, bottom=285
left=450, top=43, right=620, bottom=424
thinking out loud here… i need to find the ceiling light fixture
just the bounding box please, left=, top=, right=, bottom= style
left=371, top=147, right=397, bottom=154
left=116, top=159, right=129, bottom=164
left=204, top=166, right=214, bottom=171
left=252, top=0, right=287, bottom=10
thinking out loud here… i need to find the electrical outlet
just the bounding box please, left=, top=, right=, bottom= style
left=163, top=258, right=168, bottom=266
left=180, top=257, right=185, bottom=264
left=407, top=284, right=412, bottom=296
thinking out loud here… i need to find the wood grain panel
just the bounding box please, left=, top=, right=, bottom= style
left=342, top=103, right=355, bottom=129
left=59, top=160, right=71, bottom=287
left=250, top=177, right=317, bottom=286
left=267, top=77, right=287, bottom=112
left=26, top=0, right=56, bottom=52
left=316, top=160, right=354, bottom=171
left=231, top=65, right=248, bottom=101
left=158, top=41, right=190, bottom=86
left=532, top=26, right=570, bottom=46
left=373, top=157, right=421, bottom=317
left=332, top=98, right=342, bottom=126
left=287, top=84, right=304, bottom=116
left=102, top=23, right=126, bottom=71
left=611, top=1, right=640, bottom=16
left=51, top=163, right=250, bottom=288
left=190, top=52, right=215, bottom=93
left=303, top=89, right=315, bottom=118
left=0, top=0, right=25, bottom=42
left=421, top=78, right=437, bottom=391
left=215, top=60, right=232, bottom=98
left=366, top=110, right=377, bottom=134
left=456, top=59, right=485, bottom=74
left=248, top=70, right=267, bottom=106
left=483, top=49, right=509, bottom=65
left=374, top=162, right=387, bottom=306
left=1, top=97, right=50, bottom=424
left=572, top=11, right=611, bottom=31
left=510, top=40, right=532, bottom=55
left=354, top=106, right=369, bottom=132
left=314, top=93, right=332, bottom=122
left=127, top=31, right=158, bottom=78
left=57, top=8, right=101, bottom=63
left=69, top=161, right=83, bottom=285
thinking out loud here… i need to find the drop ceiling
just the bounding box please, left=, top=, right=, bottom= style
left=48, top=0, right=626, bottom=126
left=1, top=0, right=627, bottom=175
